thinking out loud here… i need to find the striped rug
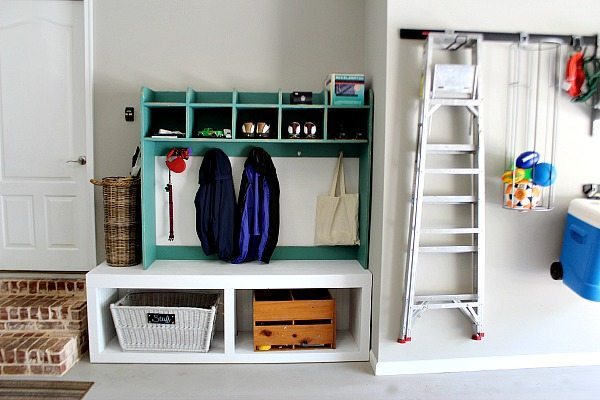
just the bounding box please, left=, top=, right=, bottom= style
left=0, top=380, right=93, bottom=399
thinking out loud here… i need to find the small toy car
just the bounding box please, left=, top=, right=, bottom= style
left=198, top=128, right=225, bottom=138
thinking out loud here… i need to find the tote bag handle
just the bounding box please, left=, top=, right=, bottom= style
left=329, top=153, right=346, bottom=197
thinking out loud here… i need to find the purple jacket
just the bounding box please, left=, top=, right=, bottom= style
left=232, top=147, right=279, bottom=264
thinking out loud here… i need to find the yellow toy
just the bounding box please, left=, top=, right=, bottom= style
left=501, top=168, right=526, bottom=184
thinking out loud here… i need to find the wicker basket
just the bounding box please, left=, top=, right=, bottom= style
left=110, top=292, right=219, bottom=352
left=91, top=177, right=140, bottom=267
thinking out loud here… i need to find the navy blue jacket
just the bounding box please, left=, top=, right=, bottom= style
left=195, top=149, right=236, bottom=261
left=232, top=147, right=280, bottom=264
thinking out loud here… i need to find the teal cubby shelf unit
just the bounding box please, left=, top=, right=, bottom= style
left=140, top=87, right=374, bottom=269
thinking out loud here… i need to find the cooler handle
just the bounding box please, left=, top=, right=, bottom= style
left=569, top=224, right=587, bottom=245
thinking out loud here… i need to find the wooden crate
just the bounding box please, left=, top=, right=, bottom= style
left=253, top=289, right=336, bottom=351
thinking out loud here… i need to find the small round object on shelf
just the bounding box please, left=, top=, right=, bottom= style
left=532, top=162, right=557, bottom=187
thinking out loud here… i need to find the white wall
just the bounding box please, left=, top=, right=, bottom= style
left=153, top=156, right=359, bottom=246
left=374, top=0, right=600, bottom=373
left=92, top=0, right=365, bottom=261
left=364, top=0, right=388, bottom=361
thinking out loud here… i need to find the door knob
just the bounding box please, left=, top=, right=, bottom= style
left=66, top=156, right=87, bottom=165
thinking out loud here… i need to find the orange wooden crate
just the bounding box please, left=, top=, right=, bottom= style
left=253, top=289, right=336, bottom=351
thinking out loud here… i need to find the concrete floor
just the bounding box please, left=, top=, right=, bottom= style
left=49, top=356, right=600, bottom=399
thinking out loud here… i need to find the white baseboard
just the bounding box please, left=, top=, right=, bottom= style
left=370, top=351, right=600, bottom=375
left=369, top=350, right=378, bottom=374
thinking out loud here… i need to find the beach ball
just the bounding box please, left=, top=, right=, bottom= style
left=532, top=162, right=557, bottom=187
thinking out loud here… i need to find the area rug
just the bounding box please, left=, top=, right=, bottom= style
left=0, top=380, right=93, bottom=400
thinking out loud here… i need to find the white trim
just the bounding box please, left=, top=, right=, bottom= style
left=369, top=350, right=378, bottom=375
left=372, top=352, right=600, bottom=375
left=83, top=0, right=96, bottom=268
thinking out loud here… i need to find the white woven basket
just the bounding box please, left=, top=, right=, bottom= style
left=110, top=291, right=219, bottom=352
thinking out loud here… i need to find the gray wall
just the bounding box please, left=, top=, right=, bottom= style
left=93, top=0, right=366, bottom=260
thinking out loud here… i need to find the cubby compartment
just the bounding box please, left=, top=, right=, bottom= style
left=143, top=106, right=187, bottom=138
left=233, top=284, right=365, bottom=357
left=110, top=289, right=222, bottom=353
left=142, top=89, right=187, bottom=104
left=192, top=107, right=233, bottom=138
left=327, top=108, right=370, bottom=141
left=188, top=90, right=234, bottom=105
left=236, top=108, right=278, bottom=139
left=236, top=91, right=279, bottom=106
left=281, top=108, right=325, bottom=140
left=281, top=91, right=325, bottom=106
left=253, top=288, right=335, bottom=351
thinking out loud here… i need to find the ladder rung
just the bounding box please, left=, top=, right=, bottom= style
left=412, top=301, right=480, bottom=310
left=415, top=294, right=478, bottom=302
left=429, top=98, right=481, bottom=107
left=421, top=227, right=479, bottom=234
left=423, top=196, right=477, bottom=204
left=425, top=168, right=480, bottom=175
left=419, top=245, right=477, bottom=253
left=427, top=144, right=477, bottom=154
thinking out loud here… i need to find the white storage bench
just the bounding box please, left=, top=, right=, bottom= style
left=86, top=259, right=372, bottom=364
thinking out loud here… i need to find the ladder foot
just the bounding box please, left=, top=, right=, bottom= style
left=398, top=336, right=412, bottom=344
left=471, top=333, right=484, bottom=341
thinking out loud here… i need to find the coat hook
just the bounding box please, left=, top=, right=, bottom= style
left=445, top=35, right=467, bottom=51
left=571, top=35, right=583, bottom=51
left=519, top=32, right=529, bottom=43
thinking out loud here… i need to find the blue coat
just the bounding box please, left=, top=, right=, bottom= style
left=232, top=147, right=279, bottom=264
left=195, top=149, right=236, bottom=261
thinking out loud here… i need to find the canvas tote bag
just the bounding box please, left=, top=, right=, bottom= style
left=315, top=153, right=359, bottom=245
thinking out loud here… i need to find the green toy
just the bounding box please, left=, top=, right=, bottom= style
left=199, top=128, right=225, bottom=138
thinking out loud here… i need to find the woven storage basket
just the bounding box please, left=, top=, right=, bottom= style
left=91, top=177, right=140, bottom=266
left=110, top=291, right=219, bottom=352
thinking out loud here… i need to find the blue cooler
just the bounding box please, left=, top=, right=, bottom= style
left=555, top=199, right=600, bottom=301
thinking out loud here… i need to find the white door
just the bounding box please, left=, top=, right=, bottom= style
left=0, top=0, right=94, bottom=271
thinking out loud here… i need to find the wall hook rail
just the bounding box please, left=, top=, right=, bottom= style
left=400, top=28, right=600, bottom=136
left=400, top=28, right=597, bottom=45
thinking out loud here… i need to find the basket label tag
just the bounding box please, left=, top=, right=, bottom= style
left=147, top=313, right=175, bottom=324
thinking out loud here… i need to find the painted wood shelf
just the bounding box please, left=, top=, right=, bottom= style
left=86, top=260, right=372, bottom=364
left=141, top=87, right=373, bottom=269
left=112, top=86, right=374, bottom=364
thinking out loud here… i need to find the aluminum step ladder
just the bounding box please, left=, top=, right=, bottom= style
left=399, top=33, right=485, bottom=343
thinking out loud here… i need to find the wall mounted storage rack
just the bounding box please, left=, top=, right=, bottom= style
left=400, top=28, right=600, bottom=136
left=140, top=87, right=374, bottom=269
